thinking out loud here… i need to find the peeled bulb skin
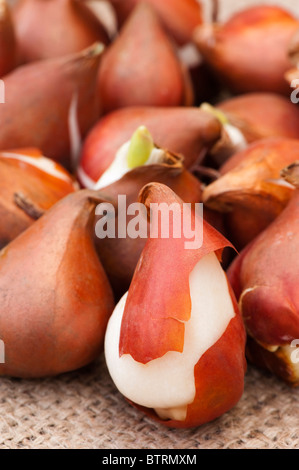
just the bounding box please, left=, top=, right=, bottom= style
left=0, top=190, right=115, bottom=378
left=104, top=183, right=246, bottom=428
left=0, top=148, right=77, bottom=248
left=97, top=2, right=192, bottom=114
left=78, top=106, right=222, bottom=186
left=12, top=0, right=110, bottom=63
left=194, top=6, right=299, bottom=95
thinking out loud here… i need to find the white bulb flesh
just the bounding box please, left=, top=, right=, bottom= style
left=104, top=252, right=235, bottom=421
left=282, top=344, right=299, bottom=379
left=178, top=43, right=203, bottom=68
left=1, top=152, right=75, bottom=185
left=76, top=166, right=98, bottom=190
left=224, top=123, right=247, bottom=153
left=93, top=140, right=165, bottom=190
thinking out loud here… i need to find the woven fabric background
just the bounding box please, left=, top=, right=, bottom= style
left=1, top=0, right=298, bottom=449
left=0, top=357, right=298, bottom=449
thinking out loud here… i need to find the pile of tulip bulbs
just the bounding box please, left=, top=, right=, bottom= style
left=0, top=0, right=298, bottom=429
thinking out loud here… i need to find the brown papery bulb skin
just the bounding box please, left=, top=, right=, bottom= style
left=0, top=0, right=17, bottom=76
left=0, top=148, right=77, bottom=249
left=97, top=2, right=193, bottom=114
left=194, top=5, right=299, bottom=95
left=108, top=0, right=203, bottom=46
left=0, top=189, right=115, bottom=378
left=203, top=138, right=299, bottom=250
left=12, top=0, right=110, bottom=64
left=0, top=43, right=104, bottom=169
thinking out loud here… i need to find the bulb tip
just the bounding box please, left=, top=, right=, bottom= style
left=200, top=102, right=229, bottom=126
left=127, top=126, right=154, bottom=169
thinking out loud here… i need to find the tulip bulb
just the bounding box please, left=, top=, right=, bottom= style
left=108, top=0, right=203, bottom=46
left=78, top=106, right=222, bottom=186
left=0, top=189, right=115, bottom=378
left=12, top=0, right=110, bottom=63
left=194, top=5, right=299, bottom=95
left=97, top=2, right=193, bottom=113
left=106, top=253, right=238, bottom=422
left=0, top=43, right=104, bottom=168
left=227, top=162, right=299, bottom=387
left=105, top=183, right=246, bottom=428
